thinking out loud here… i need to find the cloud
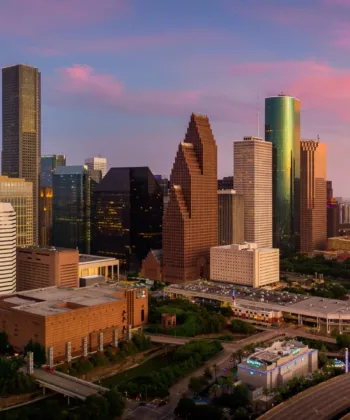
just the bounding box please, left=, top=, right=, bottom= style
left=0, top=0, right=127, bottom=35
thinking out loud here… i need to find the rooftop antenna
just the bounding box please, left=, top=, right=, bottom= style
left=316, top=134, right=320, bottom=143
left=256, top=92, right=260, bottom=137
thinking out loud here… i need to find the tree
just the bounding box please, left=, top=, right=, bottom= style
left=24, top=340, right=46, bottom=366
left=336, top=333, right=350, bottom=349
left=0, top=331, right=10, bottom=353
left=204, top=367, right=213, bottom=379
left=213, top=363, right=219, bottom=382
left=174, top=398, right=196, bottom=418
left=189, top=376, right=206, bottom=394
left=233, top=407, right=250, bottom=420
left=105, top=389, right=125, bottom=417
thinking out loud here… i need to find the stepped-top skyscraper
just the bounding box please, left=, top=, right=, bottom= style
left=163, top=113, right=218, bottom=283
left=2, top=64, right=41, bottom=245
left=265, top=94, right=300, bottom=255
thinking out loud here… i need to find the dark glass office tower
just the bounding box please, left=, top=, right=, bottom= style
left=265, top=94, right=300, bottom=255
left=2, top=64, right=41, bottom=244
left=52, top=166, right=90, bottom=253
left=91, top=167, right=163, bottom=273
left=41, top=155, right=66, bottom=187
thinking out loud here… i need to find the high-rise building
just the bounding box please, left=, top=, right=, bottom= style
left=85, top=157, right=107, bottom=180
left=162, top=113, right=218, bottom=283
left=2, top=64, right=41, bottom=245
left=41, top=155, right=66, bottom=188
left=265, top=94, right=301, bottom=255
left=340, top=203, right=350, bottom=224
left=234, top=136, right=272, bottom=248
left=0, top=176, right=33, bottom=246
left=218, top=190, right=244, bottom=245
left=155, top=175, right=169, bottom=211
left=91, top=167, right=163, bottom=272
left=327, top=198, right=340, bottom=238
left=218, top=176, right=234, bottom=190
left=300, top=140, right=327, bottom=253
left=0, top=203, right=16, bottom=295
left=52, top=166, right=90, bottom=254
left=327, top=181, right=333, bottom=201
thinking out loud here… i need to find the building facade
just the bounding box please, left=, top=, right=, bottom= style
left=163, top=113, right=218, bottom=283
left=52, top=166, right=90, bottom=254
left=0, top=176, right=33, bottom=246
left=141, top=249, right=163, bottom=281
left=155, top=175, right=169, bottom=211
left=218, top=176, right=234, bottom=190
left=17, top=246, right=79, bottom=291
left=238, top=340, right=318, bottom=390
left=0, top=283, right=148, bottom=362
left=85, top=157, right=107, bottom=179
left=91, top=167, right=163, bottom=272
left=2, top=64, right=41, bottom=245
left=265, top=94, right=301, bottom=255
left=218, top=190, right=244, bottom=245
left=300, top=140, right=327, bottom=253
left=78, top=254, right=119, bottom=281
left=210, top=243, right=279, bottom=287
left=234, top=136, right=272, bottom=248
left=40, top=186, right=53, bottom=246
left=40, top=155, right=66, bottom=188
left=0, top=203, right=16, bottom=295
left=327, top=181, right=333, bottom=201
left=327, top=198, right=340, bottom=238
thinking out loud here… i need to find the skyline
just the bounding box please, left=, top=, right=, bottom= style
left=1, top=0, right=350, bottom=195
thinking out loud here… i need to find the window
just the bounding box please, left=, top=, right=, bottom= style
left=141, top=309, right=145, bottom=322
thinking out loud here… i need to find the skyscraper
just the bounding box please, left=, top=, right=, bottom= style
left=0, top=203, right=16, bottom=295
left=0, top=176, right=33, bottom=246
left=52, top=166, right=90, bottom=253
left=41, top=155, right=66, bottom=187
left=327, top=197, right=340, bottom=238
left=91, top=167, right=163, bottom=272
left=85, top=157, right=107, bottom=180
left=218, top=190, right=244, bottom=245
left=234, top=136, right=272, bottom=248
left=2, top=64, right=41, bottom=245
left=218, top=176, right=234, bottom=190
left=155, top=174, right=170, bottom=212
left=162, top=113, right=218, bottom=283
left=265, top=94, right=301, bottom=255
left=300, top=140, right=327, bottom=253
left=327, top=181, right=333, bottom=201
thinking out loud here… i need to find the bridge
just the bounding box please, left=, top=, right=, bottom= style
left=32, top=368, right=108, bottom=401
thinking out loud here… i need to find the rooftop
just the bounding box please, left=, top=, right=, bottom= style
left=246, top=340, right=308, bottom=366
left=79, top=254, right=118, bottom=264
left=18, top=246, right=76, bottom=253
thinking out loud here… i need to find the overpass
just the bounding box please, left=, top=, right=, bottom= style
left=259, top=374, right=350, bottom=420
left=33, top=368, right=108, bottom=400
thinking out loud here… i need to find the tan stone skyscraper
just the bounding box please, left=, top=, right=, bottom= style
left=300, top=140, right=327, bottom=253
left=2, top=64, right=41, bottom=245
left=162, top=113, right=218, bottom=283
left=234, top=136, right=272, bottom=248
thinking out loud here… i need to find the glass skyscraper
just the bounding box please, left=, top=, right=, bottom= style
left=265, top=94, right=300, bottom=255
left=52, top=166, right=90, bottom=253
left=41, top=155, right=66, bottom=187
left=2, top=64, right=41, bottom=245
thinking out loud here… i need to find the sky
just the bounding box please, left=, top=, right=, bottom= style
left=1, top=0, right=350, bottom=196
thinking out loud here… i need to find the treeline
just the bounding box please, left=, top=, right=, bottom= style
left=0, top=356, right=36, bottom=396
left=119, top=340, right=223, bottom=398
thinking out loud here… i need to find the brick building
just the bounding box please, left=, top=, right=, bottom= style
left=0, top=283, right=148, bottom=362
left=162, top=113, right=218, bottom=283
left=17, top=246, right=79, bottom=291
left=141, top=249, right=162, bottom=281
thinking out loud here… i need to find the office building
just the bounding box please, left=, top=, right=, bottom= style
left=0, top=203, right=16, bottom=295
left=328, top=237, right=350, bottom=252
left=340, top=203, right=350, bottom=224
left=2, top=64, right=41, bottom=245
left=155, top=175, right=169, bottom=211
left=210, top=243, right=279, bottom=287
left=265, top=94, right=301, bottom=255
left=52, top=166, right=90, bottom=254
left=91, top=167, right=163, bottom=272
left=218, top=176, right=234, bottom=190
left=238, top=340, right=318, bottom=390
left=234, top=136, right=272, bottom=248
left=0, top=283, right=148, bottom=362
left=85, top=157, right=107, bottom=179
left=17, top=246, right=79, bottom=291
left=0, top=176, right=33, bottom=246
left=40, top=155, right=66, bottom=188
left=327, top=181, right=333, bottom=201
left=39, top=187, right=53, bottom=246
left=300, top=140, right=327, bottom=253
left=327, top=197, right=339, bottom=238
left=218, top=190, right=244, bottom=245
left=163, top=113, right=218, bottom=283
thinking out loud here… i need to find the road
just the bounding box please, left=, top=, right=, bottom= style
left=258, top=374, right=350, bottom=420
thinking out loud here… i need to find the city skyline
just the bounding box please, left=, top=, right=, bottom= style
left=1, top=0, right=349, bottom=195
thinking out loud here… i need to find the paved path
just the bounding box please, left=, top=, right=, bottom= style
left=259, top=374, right=350, bottom=420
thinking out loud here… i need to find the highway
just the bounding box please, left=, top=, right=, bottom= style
left=259, top=374, right=350, bottom=420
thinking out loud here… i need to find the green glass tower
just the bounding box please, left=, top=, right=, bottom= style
left=265, top=94, right=300, bottom=256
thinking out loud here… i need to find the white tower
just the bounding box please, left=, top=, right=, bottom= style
left=0, top=203, right=16, bottom=294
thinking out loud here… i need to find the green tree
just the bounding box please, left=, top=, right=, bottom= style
left=24, top=340, right=46, bottom=366
left=233, top=407, right=250, bottom=420
left=336, top=333, right=350, bottom=349
left=204, top=367, right=213, bottom=379
left=0, top=331, right=10, bottom=353
left=174, top=398, right=196, bottom=418
left=105, top=389, right=125, bottom=417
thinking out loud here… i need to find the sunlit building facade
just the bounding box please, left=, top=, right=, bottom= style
left=91, top=167, right=163, bottom=272
left=265, top=94, right=300, bottom=255
left=2, top=64, right=41, bottom=245
left=0, top=176, right=33, bottom=246
left=0, top=203, right=16, bottom=295
left=40, top=187, right=53, bottom=246
left=52, top=166, right=90, bottom=254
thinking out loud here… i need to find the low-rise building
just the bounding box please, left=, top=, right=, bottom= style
left=238, top=340, right=318, bottom=390
left=78, top=254, right=119, bottom=281
left=210, top=243, right=279, bottom=288
left=0, top=283, right=148, bottom=362
left=328, top=236, right=350, bottom=252
left=141, top=249, right=162, bottom=281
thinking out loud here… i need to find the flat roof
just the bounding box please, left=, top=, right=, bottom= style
left=18, top=246, right=76, bottom=253
left=1, top=282, right=145, bottom=317
left=79, top=254, right=119, bottom=264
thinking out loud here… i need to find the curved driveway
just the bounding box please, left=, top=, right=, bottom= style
left=259, top=374, right=350, bottom=420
